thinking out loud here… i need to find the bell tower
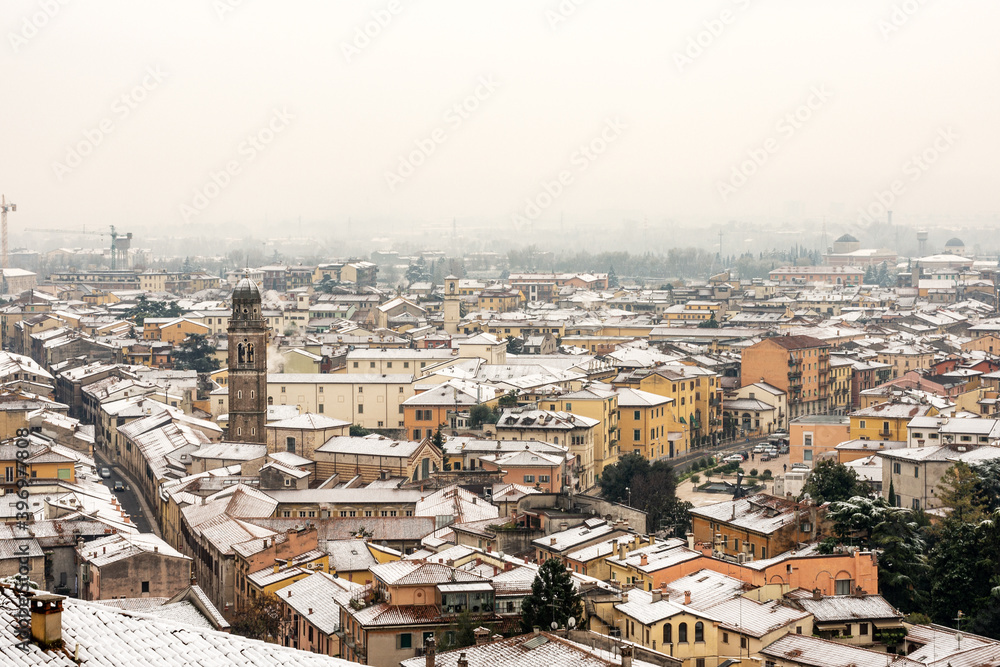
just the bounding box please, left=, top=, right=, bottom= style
left=228, top=273, right=267, bottom=443
left=443, top=275, right=460, bottom=334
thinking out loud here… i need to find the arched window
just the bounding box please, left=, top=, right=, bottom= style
left=247, top=343, right=254, bottom=363
left=267, top=396, right=273, bottom=405
left=663, top=623, right=672, bottom=644
left=237, top=343, right=245, bottom=364
left=237, top=390, right=242, bottom=399
left=694, top=622, right=704, bottom=642
left=678, top=623, right=688, bottom=643
left=250, top=390, right=255, bottom=399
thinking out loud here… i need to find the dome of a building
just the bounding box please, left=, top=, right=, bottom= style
left=232, top=276, right=261, bottom=301
left=835, top=233, right=859, bottom=243
left=945, top=237, right=964, bottom=248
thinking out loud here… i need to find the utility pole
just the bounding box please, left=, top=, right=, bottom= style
left=1, top=194, right=16, bottom=272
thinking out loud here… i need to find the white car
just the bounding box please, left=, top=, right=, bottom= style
left=723, top=454, right=745, bottom=463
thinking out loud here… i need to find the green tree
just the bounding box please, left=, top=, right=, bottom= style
left=432, top=427, right=444, bottom=450
left=598, top=452, right=650, bottom=503
left=520, top=558, right=583, bottom=633
left=469, top=404, right=499, bottom=429
left=928, top=520, right=992, bottom=626
left=973, top=460, right=1000, bottom=513
left=827, top=496, right=893, bottom=544
left=873, top=508, right=930, bottom=614
left=172, top=334, right=221, bottom=373
left=697, top=316, right=719, bottom=328
left=350, top=425, right=371, bottom=437
left=937, top=462, right=989, bottom=524
left=439, top=610, right=476, bottom=650
left=498, top=391, right=520, bottom=408
left=658, top=497, right=694, bottom=537
left=800, top=460, right=866, bottom=504
left=231, top=594, right=285, bottom=641
left=125, top=295, right=182, bottom=325
left=506, top=335, right=524, bottom=355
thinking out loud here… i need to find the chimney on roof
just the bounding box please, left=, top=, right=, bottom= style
left=639, top=554, right=648, bottom=567
left=457, top=652, right=468, bottom=667
left=686, top=532, right=695, bottom=551
left=29, top=592, right=65, bottom=649
left=474, top=626, right=490, bottom=645
left=812, top=588, right=822, bottom=600
left=651, top=589, right=662, bottom=603
left=683, top=590, right=691, bottom=605
left=621, top=643, right=633, bottom=667
left=550, top=537, right=557, bottom=546
left=425, top=635, right=436, bottom=667
left=618, top=542, right=626, bottom=561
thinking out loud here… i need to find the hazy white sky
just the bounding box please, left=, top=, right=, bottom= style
left=3, top=0, right=998, bottom=240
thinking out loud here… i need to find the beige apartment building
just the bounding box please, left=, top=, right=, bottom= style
left=267, top=373, right=417, bottom=431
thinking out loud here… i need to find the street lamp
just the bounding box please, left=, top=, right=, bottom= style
left=625, top=486, right=631, bottom=508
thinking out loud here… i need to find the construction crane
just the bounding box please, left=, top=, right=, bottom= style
left=27, top=225, right=133, bottom=270
left=0, top=195, right=16, bottom=270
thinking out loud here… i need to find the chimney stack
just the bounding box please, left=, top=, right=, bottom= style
left=457, top=653, right=468, bottom=667
left=30, top=593, right=65, bottom=649
left=474, top=626, right=490, bottom=645
left=639, top=554, right=648, bottom=567
left=683, top=590, right=691, bottom=605
left=651, top=590, right=662, bottom=603
left=812, top=588, right=822, bottom=600
left=424, top=635, right=435, bottom=667
left=621, top=643, right=634, bottom=667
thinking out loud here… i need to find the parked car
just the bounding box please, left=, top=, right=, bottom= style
left=113, top=481, right=125, bottom=492
left=778, top=444, right=790, bottom=455
left=723, top=454, right=745, bottom=463
left=99, top=467, right=111, bottom=479
left=791, top=462, right=810, bottom=471
left=753, top=444, right=769, bottom=454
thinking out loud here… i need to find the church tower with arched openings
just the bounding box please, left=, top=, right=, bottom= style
left=228, top=273, right=267, bottom=443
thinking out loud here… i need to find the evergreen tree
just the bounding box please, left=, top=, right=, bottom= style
left=800, top=460, right=866, bottom=504
left=172, top=334, right=221, bottom=373
left=520, top=558, right=582, bottom=633
left=608, top=265, right=619, bottom=288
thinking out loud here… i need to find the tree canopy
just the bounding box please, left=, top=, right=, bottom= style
left=800, top=460, right=867, bottom=504
left=598, top=453, right=682, bottom=532
left=520, top=558, right=582, bottom=633
left=125, top=295, right=181, bottom=325
left=172, top=334, right=220, bottom=373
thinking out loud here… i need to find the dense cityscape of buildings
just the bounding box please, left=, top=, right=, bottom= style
left=4, top=232, right=1000, bottom=667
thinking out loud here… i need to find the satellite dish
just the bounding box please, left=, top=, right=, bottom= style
left=551, top=621, right=559, bottom=630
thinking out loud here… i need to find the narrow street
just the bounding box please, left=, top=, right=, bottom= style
left=93, top=452, right=157, bottom=536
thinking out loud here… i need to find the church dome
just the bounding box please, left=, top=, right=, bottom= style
left=835, top=233, right=858, bottom=243
left=945, top=237, right=964, bottom=247
left=232, top=276, right=261, bottom=301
